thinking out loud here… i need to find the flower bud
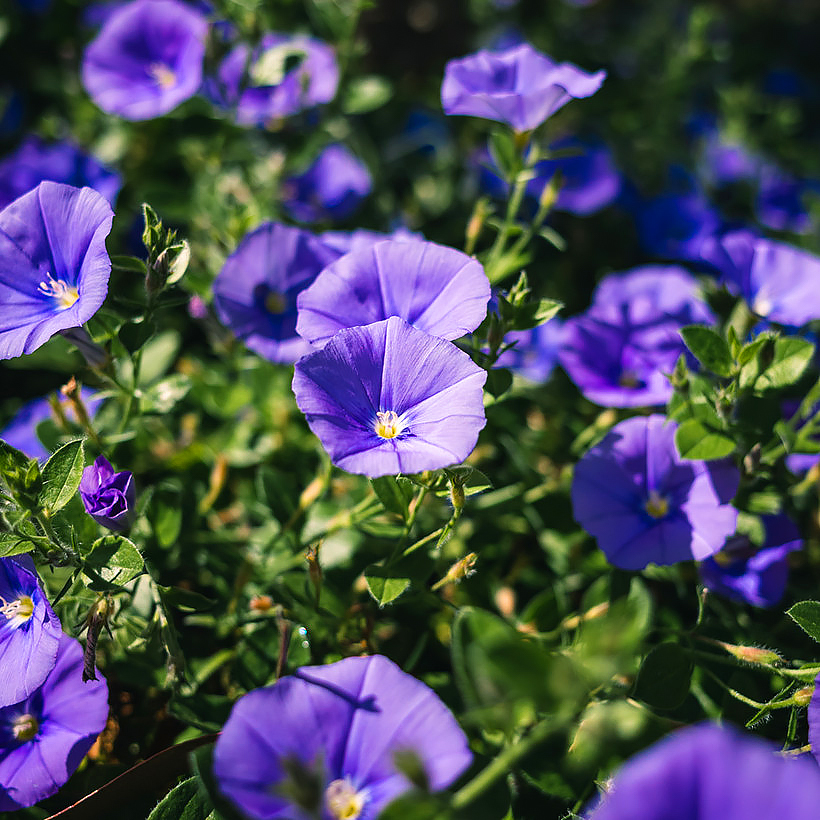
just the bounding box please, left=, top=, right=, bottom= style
left=79, top=455, right=136, bottom=532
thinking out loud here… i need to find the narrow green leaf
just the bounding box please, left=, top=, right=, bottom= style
left=633, top=642, right=693, bottom=710
left=39, top=439, right=85, bottom=513
left=159, top=585, right=216, bottom=612
left=675, top=419, right=735, bottom=460
left=680, top=325, right=733, bottom=377
left=487, top=129, right=519, bottom=182
left=787, top=601, right=820, bottom=643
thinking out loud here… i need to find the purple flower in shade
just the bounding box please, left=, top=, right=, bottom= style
left=211, top=33, right=338, bottom=126
left=0, top=181, right=113, bottom=360
left=213, top=654, right=472, bottom=820
left=0, top=136, right=121, bottom=210
left=212, top=222, right=338, bottom=363
left=441, top=43, right=605, bottom=133
left=698, top=132, right=760, bottom=189
left=0, top=632, right=108, bottom=811
left=81, top=0, right=208, bottom=121
left=755, top=164, right=815, bottom=234
left=293, top=317, right=487, bottom=478
left=79, top=455, right=136, bottom=532
left=585, top=722, right=820, bottom=820
left=1, top=387, right=103, bottom=462
left=699, top=514, right=802, bottom=608
left=635, top=186, right=722, bottom=261
left=0, top=557, right=61, bottom=709
left=572, top=415, right=739, bottom=570
left=296, top=239, right=490, bottom=348
left=700, top=229, right=820, bottom=327
left=496, top=320, right=565, bottom=383
left=558, top=266, right=714, bottom=408
left=284, top=144, right=372, bottom=224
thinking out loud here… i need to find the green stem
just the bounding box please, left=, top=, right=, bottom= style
left=451, top=717, right=553, bottom=810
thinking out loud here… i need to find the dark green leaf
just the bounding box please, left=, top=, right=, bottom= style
left=159, top=585, right=216, bottom=612
left=110, top=254, right=147, bottom=274
left=150, top=489, right=183, bottom=548
left=487, top=129, right=518, bottom=182
left=787, top=601, right=820, bottom=643
left=39, top=439, right=85, bottom=514
left=371, top=476, right=414, bottom=519
left=147, top=777, right=212, bottom=820
left=0, top=532, right=37, bottom=558
left=633, top=642, right=693, bottom=709
left=364, top=565, right=412, bottom=606
left=680, top=325, right=733, bottom=377
left=485, top=368, right=513, bottom=398
left=378, top=793, right=449, bottom=820
left=87, top=535, right=145, bottom=587
left=675, top=419, right=734, bottom=460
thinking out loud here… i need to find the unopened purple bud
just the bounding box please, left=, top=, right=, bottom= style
left=79, top=455, right=136, bottom=532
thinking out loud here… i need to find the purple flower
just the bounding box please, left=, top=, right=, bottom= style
left=213, top=654, right=472, bottom=820
left=0, top=136, right=121, bottom=210
left=284, top=144, right=372, bottom=223
left=559, top=266, right=713, bottom=408
left=496, top=320, right=565, bottom=383
left=699, top=514, right=802, bottom=608
left=700, top=230, right=820, bottom=326
left=441, top=43, right=605, bottom=133
left=212, top=222, right=338, bottom=363
left=1, top=387, right=102, bottom=462
left=79, top=455, right=136, bottom=532
left=755, top=164, right=814, bottom=234
left=293, top=317, right=487, bottom=478
left=296, top=239, right=490, bottom=347
left=698, top=132, right=760, bottom=188
left=211, top=33, right=338, bottom=126
left=585, top=722, right=820, bottom=820
left=319, top=227, right=422, bottom=257
left=0, top=557, right=62, bottom=709
left=82, top=0, right=208, bottom=121
left=572, top=415, right=739, bottom=570
left=0, top=632, right=108, bottom=811
left=0, top=181, right=114, bottom=360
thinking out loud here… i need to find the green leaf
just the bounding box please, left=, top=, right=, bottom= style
left=680, top=325, right=733, bottom=378
left=159, top=585, right=216, bottom=612
left=508, top=298, right=564, bottom=331
left=87, top=535, right=145, bottom=587
left=371, top=476, right=415, bottom=520
left=485, top=368, right=513, bottom=399
left=755, top=337, right=814, bottom=391
left=0, top=532, right=37, bottom=558
left=674, top=419, right=735, bottom=460
left=0, top=439, right=32, bottom=477
left=787, top=601, right=820, bottom=643
left=487, top=129, right=519, bottom=183
left=110, top=254, right=147, bottom=274
left=364, top=564, right=412, bottom=606
left=343, top=75, right=393, bottom=114
left=633, top=642, right=693, bottom=710
left=151, top=490, right=183, bottom=548
left=148, top=777, right=213, bottom=820
left=39, top=439, right=85, bottom=514
left=140, top=374, right=192, bottom=413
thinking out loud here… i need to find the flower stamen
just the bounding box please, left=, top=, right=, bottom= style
left=11, top=714, right=39, bottom=742
left=38, top=272, right=79, bottom=310
left=325, top=779, right=366, bottom=820
left=645, top=490, right=669, bottom=519
left=149, top=62, right=177, bottom=90
left=0, top=594, right=34, bottom=627
left=374, top=410, right=406, bottom=440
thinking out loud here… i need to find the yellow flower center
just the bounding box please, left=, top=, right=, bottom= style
left=38, top=272, right=79, bottom=310
left=149, top=62, right=177, bottom=90
left=12, top=714, right=39, bottom=742
left=265, top=291, right=287, bottom=314
left=374, top=410, right=406, bottom=439
left=644, top=490, right=669, bottom=519
left=325, top=779, right=365, bottom=820
left=1, top=594, right=34, bottom=626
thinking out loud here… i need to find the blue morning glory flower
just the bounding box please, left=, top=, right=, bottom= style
left=0, top=181, right=114, bottom=360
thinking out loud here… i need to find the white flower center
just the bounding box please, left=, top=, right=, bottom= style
left=12, top=714, right=39, bottom=742
left=1, top=594, right=34, bottom=627
left=325, top=779, right=366, bottom=820
left=38, top=272, right=79, bottom=310
left=645, top=490, right=669, bottom=519
left=149, top=62, right=177, bottom=90
left=374, top=410, right=407, bottom=440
